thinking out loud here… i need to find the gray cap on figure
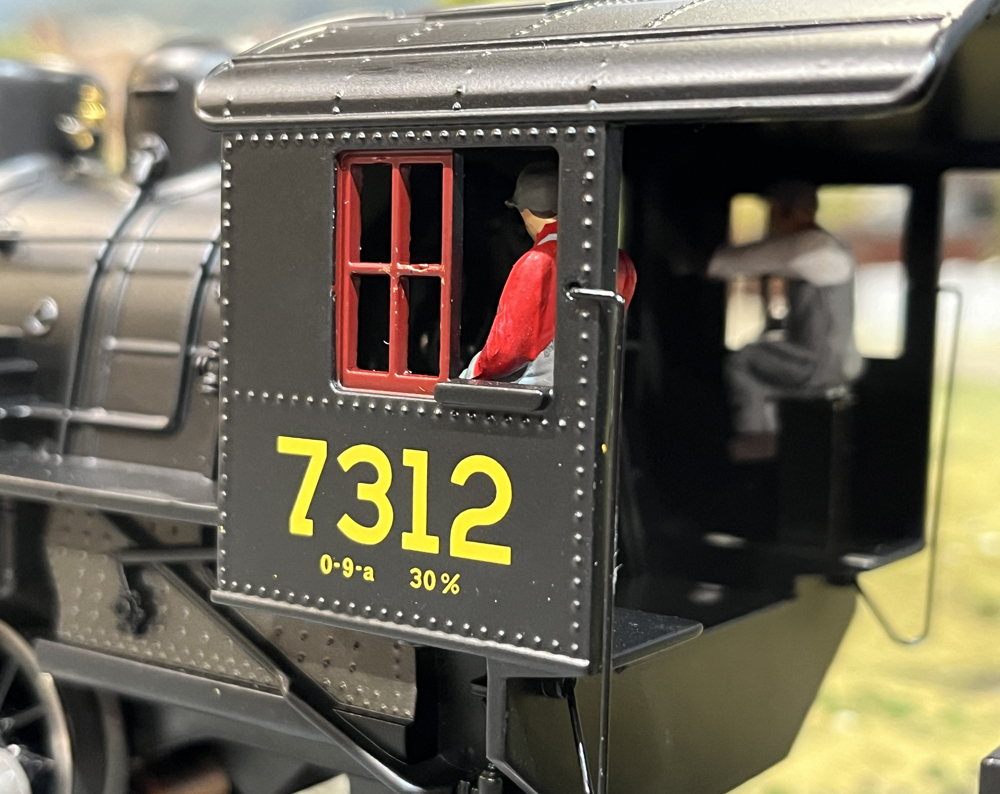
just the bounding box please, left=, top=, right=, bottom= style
left=506, top=162, right=559, bottom=214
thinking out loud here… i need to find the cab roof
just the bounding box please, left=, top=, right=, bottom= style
left=197, top=0, right=997, bottom=127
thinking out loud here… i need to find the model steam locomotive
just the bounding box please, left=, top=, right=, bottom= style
left=0, top=1, right=998, bottom=792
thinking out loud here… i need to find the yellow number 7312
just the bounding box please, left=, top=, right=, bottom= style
left=276, top=438, right=512, bottom=566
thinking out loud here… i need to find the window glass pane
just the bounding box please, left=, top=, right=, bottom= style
left=817, top=185, right=910, bottom=360
left=725, top=194, right=768, bottom=350
left=405, top=277, right=441, bottom=376
left=852, top=260, right=908, bottom=359
left=942, top=170, right=1000, bottom=379
left=355, top=163, right=391, bottom=264
left=407, top=164, right=443, bottom=265
left=724, top=185, right=910, bottom=359
left=355, top=274, right=390, bottom=372
left=729, top=193, right=769, bottom=246
left=943, top=170, right=1000, bottom=259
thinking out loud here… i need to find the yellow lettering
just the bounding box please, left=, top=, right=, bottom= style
left=449, top=455, right=512, bottom=565
left=401, top=449, right=439, bottom=554
left=337, top=444, right=394, bottom=545
left=277, top=436, right=327, bottom=537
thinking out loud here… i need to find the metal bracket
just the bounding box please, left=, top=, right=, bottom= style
left=193, top=341, right=221, bottom=395
left=112, top=562, right=155, bottom=635
left=110, top=545, right=218, bottom=635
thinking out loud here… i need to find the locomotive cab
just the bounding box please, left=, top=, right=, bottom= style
left=0, top=1, right=995, bottom=792
left=193, top=1, right=997, bottom=790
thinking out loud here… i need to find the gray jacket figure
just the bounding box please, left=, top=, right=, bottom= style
left=710, top=197, right=863, bottom=440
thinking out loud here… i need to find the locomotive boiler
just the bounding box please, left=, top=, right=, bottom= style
left=0, top=1, right=999, bottom=793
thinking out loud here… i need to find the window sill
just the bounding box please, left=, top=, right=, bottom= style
left=434, top=379, right=548, bottom=413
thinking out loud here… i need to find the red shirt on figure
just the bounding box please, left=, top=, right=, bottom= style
left=464, top=162, right=637, bottom=383
left=472, top=221, right=637, bottom=379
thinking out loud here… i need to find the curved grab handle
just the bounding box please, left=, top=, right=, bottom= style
left=856, top=285, right=962, bottom=645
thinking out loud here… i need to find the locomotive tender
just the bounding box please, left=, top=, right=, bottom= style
left=1, top=0, right=999, bottom=792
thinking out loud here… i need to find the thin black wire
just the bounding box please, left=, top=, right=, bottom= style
left=855, top=286, right=962, bottom=645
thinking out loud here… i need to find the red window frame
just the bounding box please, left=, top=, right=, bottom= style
left=335, top=151, right=457, bottom=395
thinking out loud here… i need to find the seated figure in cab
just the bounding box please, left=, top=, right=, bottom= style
left=462, top=162, right=638, bottom=386
left=709, top=180, right=863, bottom=460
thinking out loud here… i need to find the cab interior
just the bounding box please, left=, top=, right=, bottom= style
left=615, top=13, right=1000, bottom=626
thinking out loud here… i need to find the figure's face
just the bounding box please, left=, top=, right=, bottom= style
left=520, top=209, right=554, bottom=240
left=768, top=201, right=816, bottom=236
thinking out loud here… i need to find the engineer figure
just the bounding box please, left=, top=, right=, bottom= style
left=709, top=180, right=863, bottom=460
left=462, top=162, right=637, bottom=386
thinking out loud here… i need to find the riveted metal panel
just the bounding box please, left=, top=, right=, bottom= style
left=213, top=124, right=618, bottom=674
left=238, top=609, right=418, bottom=723
left=45, top=506, right=281, bottom=690
left=213, top=136, right=333, bottom=392
left=44, top=506, right=418, bottom=725
left=133, top=515, right=203, bottom=546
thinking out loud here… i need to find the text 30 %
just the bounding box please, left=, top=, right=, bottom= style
left=409, top=568, right=461, bottom=594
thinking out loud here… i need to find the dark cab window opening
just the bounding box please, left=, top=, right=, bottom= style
left=335, top=147, right=562, bottom=399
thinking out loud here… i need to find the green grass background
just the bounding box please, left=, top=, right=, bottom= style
left=733, top=375, right=1000, bottom=794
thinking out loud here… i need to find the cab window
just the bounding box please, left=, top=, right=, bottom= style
left=724, top=185, right=911, bottom=359
left=335, top=148, right=559, bottom=397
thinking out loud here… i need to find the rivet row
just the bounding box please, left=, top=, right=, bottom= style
left=232, top=125, right=586, bottom=148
